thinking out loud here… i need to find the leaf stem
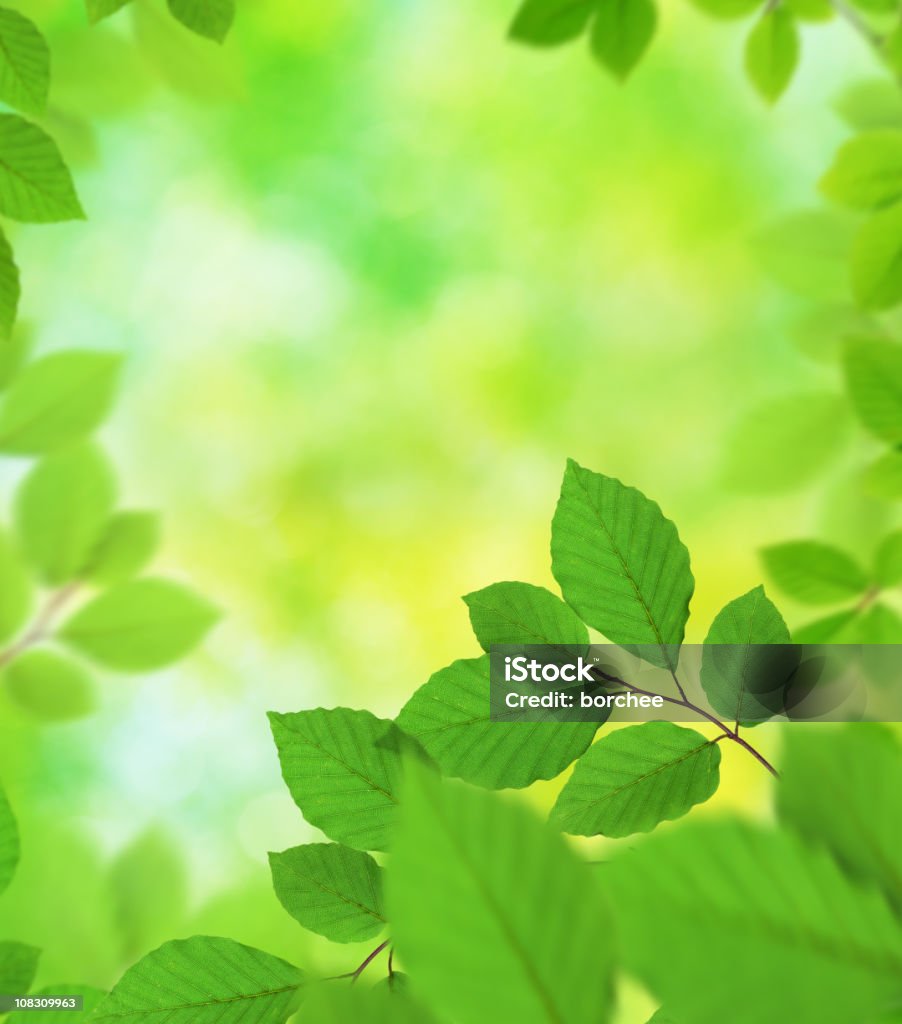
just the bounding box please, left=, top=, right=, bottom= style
left=830, top=0, right=885, bottom=52
left=0, top=582, right=80, bottom=671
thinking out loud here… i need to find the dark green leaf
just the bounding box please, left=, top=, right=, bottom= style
left=0, top=782, right=18, bottom=895
left=4, top=649, right=95, bottom=721
left=821, top=131, right=902, bottom=210
left=590, top=0, right=657, bottom=79
left=87, top=510, right=160, bottom=585
left=167, top=0, right=235, bottom=42
left=761, top=540, right=868, bottom=605
left=0, top=115, right=83, bottom=222
left=844, top=336, right=902, bottom=443
left=0, top=524, right=31, bottom=645
left=744, top=7, right=799, bottom=104
left=508, top=0, right=595, bottom=46
left=851, top=204, right=902, bottom=310
left=0, top=9, right=48, bottom=116
left=463, top=581, right=589, bottom=651
left=0, top=942, right=40, bottom=995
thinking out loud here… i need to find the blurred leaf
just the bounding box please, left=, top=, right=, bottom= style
left=744, top=7, right=799, bottom=104
left=849, top=0, right=898, bottom=11
left=550, top=722, right=720, bottom=838
left=301, top=983, right=433, bottom=1023
left=15, top=442, right=116, bottom=584
left=550, top=460, right=693, bottom=668
left=90, top=937, right=304, bottom=1024
left=608, top=817, right=902, bottom=1024
left=789, top=304, right=878, bottom=363
left=397, top=656, right=598, bottom=789
left=700, top=586, right=792, bottom=722
left=386, top=762, right=615, bottom=1024
left=0, top=115, right=83, bottom=222
left=0, top=226, right=19, bottom=340
left=793, top=608, right=859, bottom=643
left=0, top=942, right=40, bottom=994
left=852, top=203, right=902, bottom=310
left=0, top=9, right=48, bottom=116
left=762, top=540, right=868, bottom=605
left=0, top=350, right=121, bottom=455
left=853, top=601, right=902, bottom=641
left=269, top=843, right=385, bottom=944
left=754, top=210, right=852, bottom=299
left=269, top=708, right=402, bottom=852
left=167, top=0, right=234, bottom=43
left=7, top=986, right=106, bottom=1024
left=590, top=0, right=656, bottom=80
left=721, top=392, right=849, bottom=494
left=52, top=28, right=151, bottom=119
left=834, top=79, right=902, bottom=131
left=508, top=0, right=595, bottom=46
left=821, top=131, right=902, bottom=210
left=86, top=0, right=133, bottom=24
left=0, top=322, right=30, bottom=389
left=60, top=577, right=219, bottom=672
left=463, top=581, right=589, bottom=650
left=874, top=529, right=902, bottom=585
left=786, top=0, right=833, bottom=21
left=87, top=511, right=160, bottom=586
left=0, top=782, right=18, bottom=895
left=688, top=0, right=759, bottom=17
left=863, top=450, right=902, bottom=497
left=778, top=726, right=902, bottom=909
left=4, top=649, right=95, bottom=721
left=844, top=336, right=902, bottom=442
left=0, top=524, right=31, bottom=644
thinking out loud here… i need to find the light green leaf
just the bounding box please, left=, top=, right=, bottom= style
left=508, top=0, right=595, bottom=46
left=721, top=392, right=849, bottom=494
left=4, top=649, right=95, bottom=722
left=86, top=0, right=134, bottom=24
left=789, top=305, right=878, bottom=364
left=792, top=609, right=859, bottom=644
left=0, top=782, right=18, bottom=895
left=0, top=525, right=30, bottom=645
left=0, top=351, right=122, bottom=454
left=300, top=983, right=434, bottom=1024
left=0, top=226, right=19, bottom=339
left=269, top=708, right=403, bottom=852
left=761, top=540, right=868, bottom=605
left=0, top=322, right=31, bottom=390
left=863, top=450, right=902, bottom=498
left=778, top=726, right=902, bottom=910
left=0, top=115, right=83, bottom=223
left=90, top=936, right=304, bottom=1024
left=386, top=762, right=616, bottom=1024
left=0, top=942, right=40, bottom=995
left=59, top=577, right=219, bottom=672
left=852, top=203, right=902, bottom=310
left=844, top=336, right=902, bottom=442
left=463, top=581, right=589, bottom=651
left=744, top=7, right=799, bottom=104
left=0, top=9, right=48, bottom=116
left=785, top=0, right=832, bottom=21
left=551, top=722, right=720, bottom=838
left=687, top=0, right=760, bottom=20
left=608, top=817, right=902, bottom=1024
left=853, top=601, right=902, bottom=642
left=821, top=131, right=902, bottom=210
left=397, top=656, right=598, bottom=789
left=590, top=0, right=656, bottom=80
left=874, top=529, right=902, bottom=586
left=834, top=79, right=902, bottom=132
left=7, top=986, right=106, bottom=1024
left=550, top=460, right=693, bottom=668
left=167, top=0, right=235, bottom=42
left=700, top=586, right=792, bottom=723
left=15, top=442, right=116, bottom=584
left=87, top=511, right=160, bottom=585
left=269, top=843, right=385, bottom=944
left=754, top=210, right=851, bottom=299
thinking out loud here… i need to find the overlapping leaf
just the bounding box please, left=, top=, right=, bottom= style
left=463, top=581, right=588, bottom=651
left=0, top=115, right=83, bottom=222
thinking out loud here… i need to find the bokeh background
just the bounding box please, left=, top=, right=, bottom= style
left=0, top=0, right=890, bottom=1018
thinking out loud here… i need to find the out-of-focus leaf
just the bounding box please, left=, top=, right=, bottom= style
left=59, top=578, right=219, bottom=672
left=551, top=722, right=720, bottom=838
left=792, top=609, right=859, bottom=643
left=4, top=649, right=95, bottom=722
left=834, top=79, right=902, bottom=131
left=0, top=115, right=83, bottom=223
left=86, top=0, right=134, bottom=24
left=269, top=708, right=403, bottom=852
left=0, top=227, right=19, bottom=340
left=0, top=9, right=48, bottom=116
left=0, top=783, right=18, bottom=895
left=762, top=540, right=868, bottom=605
left=0, top=942, right=40, bottom=994
left=550, top=460, right=693, bottom=668
left=463, top=581, right=588, bottom=650
left=508, top=0, right=595, bottom=46
left=754, top=210, right=851, bottom=299
left=0, top=351, right=121, bottom=455
left=688, top=0, right=758, bottom=16
left=87, top=511, right=160, bottom=585
left=300, top=983, right=434, bottom=1024
left=590, top=0, right=657, bottom=80
left=7, top=985, right=106, bottom=1024
left=789, top=305, right=878, bottom=364
left=386, top=762, right=615, bottom=1024
left=874, top=529, right=902, bottom=585
left=844, top=336, right=902, bottom=442
left=863, top=451, right=902, bottom=498
left=90, top=937, right=304, bottom=1024
left=853, top=602, right=902, bottom=642
left=785, top=0, right=832, bottom=21
left=744, top=7, right=799, bottom=104
left=15, top=442, right=116, bottom=584
left=269, top=843, right=385, bottom=944
left=852, top=204, right=902, bottom=310
left=397, top=656, right=598, bottom=789
left=821, top=131, right=902, bottom=210
left=167, top=0, right=235, bottom=43
left=0, top=525, right=30, bottom=645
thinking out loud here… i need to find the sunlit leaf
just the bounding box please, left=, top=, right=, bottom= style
left=590, top=0, right=656, bottom=79
left=0, top=115, right=83, bottom=223
left=789, top=305, right=878, bottom=364
left=3, top=649, right=95, bottom=722
left=0, top=227, right=19, bottom=340
left=463, top=581, right=588, bottom=651
left=744, top=7, right=799, bottom=104
left=167, top=0, right=235, bottom=43
left=86, top=0, right=134, bottom=24
left=87, top=511, right=160, bottom=585
left=687, top=0, right=761, bottom=19
left=0, top=525, right=30, bottom=645
left=754, top=210, right=852, bottom=299
left=821, top=131, right=902, bottom=210
left=863, top=450, right=902, bottom=498
left=508, top=0, right=595, bottom=45
left=844, top=336, right=902, bottom=442
left=0, top=9, right=48, bottom=116
left=761, top=540, right=868, bottom=605
left=834, top=79, right=902, bottom=131
left=0, top=783, right=18, bottom=895
left=851, top=203, right=902, bottom=310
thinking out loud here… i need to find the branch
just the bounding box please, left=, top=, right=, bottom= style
left=0, top=582, right=80, bottom=671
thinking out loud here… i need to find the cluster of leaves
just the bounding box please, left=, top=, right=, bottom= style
left=73, top=463, right=902, bottom=1023
left=87, top=0, right=236, bottom=44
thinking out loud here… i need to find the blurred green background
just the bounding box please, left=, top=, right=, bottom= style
left=0, top=0, right=890, bottom=1017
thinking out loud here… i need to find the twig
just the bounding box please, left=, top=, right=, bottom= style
left=0, top=582, right=80, bottom=671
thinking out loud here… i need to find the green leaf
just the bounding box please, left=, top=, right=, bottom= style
left=0, top=322, right=31, bottom=390
left=463, top=581, right=589, bottom=651
left=0, top=942, right=40, bottom=995
left=550, top=722, right=720, bottom=838
left=87, top=511, right=160, bottom=585
left=754, top=210, right=851, bottom=300
left=269, top=708, right=403, bottom=852
left=761, top=540, right=868, bottom=605
left=0, top=351, right=122, bottom=454
left=607, top=817, right=902, bottom=1024
left=0, top=226, right=19, bottom=339
left=15, top=442, right=116, bottom=584
left=7, top=986, right=106, bottom=1024
left=821, top=131, right=902, bottom=210
left=386, top=762, right=616, bottom=1024
left=744, top=7, right=799, bottom=104
left=90, top=936, right=304, bottom=1024
left=508, top=0, right=595, bottom=46
left=397, top=656, right=598, bottom=789
left=269, top=843, right=385, bottom=944
left=844, top=336, right=902, bottom=443
left=792, top=609, right=859, bottom=644
left=874, top=529, right=902, bottom=586
left=550, top=460, right=694, bottom=668
left=300, top=983, right=434, bottom=1024
left=789, top=305, right=878, bottom=364
left=863, top=450, right=902, bottom=498
left=86, top=0, right=134, bottom=24
left=3, top=649, right=95, bottom=722
left=0, top=782, right=19, bottom=895
left=785, top=0, right=832, bottom=21
left=0, top=115, right=83, bottom=223
left=778, top=726, right=902, bottom=911
left=721, top=392, right=849, bottom=494
left=834, top=79, right=902, bottom=132
left=686, top=0, right=759, bottom=20
left=700, top=586, right=792, bottom=723
left=852, top=203, right=902, bottom=310
left=59, top=577, right=219, bottom=672
left=0, top=525, right=30, bottom=645
left=167, top=0, right=235, bottom=42
left=853, top=601, right=902, bottom=642
left=0, top=9, right=48, bottom=116
left=590, top=0, right=657, bottom=80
